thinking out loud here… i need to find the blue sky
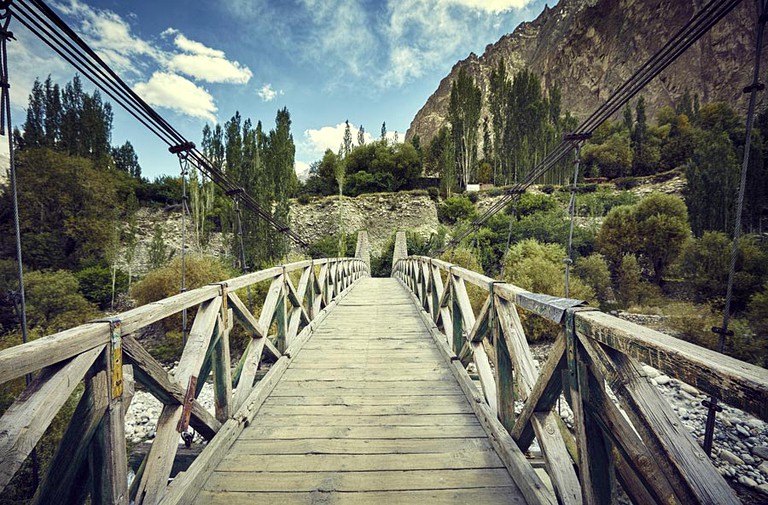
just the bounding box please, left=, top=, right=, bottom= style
left=6, top=0, right=554, bottom=179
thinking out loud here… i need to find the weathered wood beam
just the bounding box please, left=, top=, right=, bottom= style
left=134, top=297, right=220, bottom=505
left=575, top=310, right=768, bottom=421
left=212, top=312, right=233, bottom=423
left=458, top=296, right=491, bottom=366
left=227, top=292, right=280, bottom=361
left=512, top=334, right=566, bottom=450
left=122, top=335, right=220, bottom=440
left=0, top=345, right=103, bottom=492
left=578, top=336, right=740, bottom=505
left=496, top=299, right=582, bottom=505
left=31, top=370, right=109, bottom=505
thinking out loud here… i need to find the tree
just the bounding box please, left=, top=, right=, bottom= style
left=112, top=140, right=141, bottom=178
left=615, top=253, right=644, bottom=308
left=22, top=78, right=45, bottom=148
left=357, top=124, right=366, bottom=146
left=381, top=122, right=387, bottom=141
left=596, top=205, right=640, bottom=273
left=148, top=224, right=168, bottom=270
left=448, top=67, right=482, bottom=189
left=631, top=96, right=651, bottom=175
left=634, top=193, right=689, bottom=285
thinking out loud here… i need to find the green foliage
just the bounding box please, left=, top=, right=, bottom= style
left=449, top=67, right=482, bottom=188
left=309, top=233, right=358, bottom=259
left=0, top=148, right=118, bottom=270
left=75, top=264, right=128, bottom=309
left=370, top=235, right=396, bottom=278
left=438, top=195, right=477, bottom=224
left=574, top=253, right=612, bottom=305
left=407, top=230, right=446, bottom=257
left=597, top=194, right=689, bottom=285
left=747, top=281, right=768, bottom=337
left=615, top=254, right=645, bottom=308
left=512, top=192, right=557, bottom=217
left=23, top=270, right=99, bottom=337
left=582, top=131, right=633, bottom=178
left=148, top=224, right=169, bottom=270
left=501, top=239, right=594, bottom=341
left=573, top=188, right=638, bottom=217
left=678, top=232, right=768, bottom=312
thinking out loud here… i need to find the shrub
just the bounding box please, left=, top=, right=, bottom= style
left=438, top=196, right=477, bottom=224
left=466, top=192, right=480, bottom=204
left=574, top=253, right=612, bottom=305
left=76, top=264, right=129, bottom=309
left=297, top=193, right=311, bottom=205
left=427, top=187, right=439, bottom=201
left=512, top=193, right=557, bottom=217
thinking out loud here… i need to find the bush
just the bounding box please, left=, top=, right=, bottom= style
left=574, top=253, right=612, bottom=305
left=466, top=192, right=480, bottom=204
left=297, top=193, right=311, bottom=205
left=438, top=196, right=477, bottom=224
left=501, top=239, right=595, bottom=342
left=541, top=185, right=556, bottom=194
left=308, top=233, right=358, bottom=259
left=511, top=193, right=557, bottom=218
left=427, top=187, right=439, bottom=201
left=76, top=264, right=129, bottom=309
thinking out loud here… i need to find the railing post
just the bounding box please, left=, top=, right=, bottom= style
left=565, top=308, right=612, bottom=505
left=211, top=284, right=232, bottom=423
left=492, top=290, right=516, bottom=433
left=91, top=317, right=129, bottom=505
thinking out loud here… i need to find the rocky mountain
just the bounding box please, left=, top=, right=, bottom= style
left=406, top=0, right=761, bottom=145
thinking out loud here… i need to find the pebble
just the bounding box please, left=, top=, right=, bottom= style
left=655, top=375, right=671, bottom=385
left=759, top=461, right=768, bottom=476
left=753, top=445, right=768, bottom=460
left=720, top=449, right=745, bottom=466
left=737, top=425, right=751, bottom=438
left=738, top=476, right=758, bottom=488
left=758, top=483, right=768, bottom=495
left=680, top=383, right=699, bottom=396
left=642, top=364, right=660, bottom=379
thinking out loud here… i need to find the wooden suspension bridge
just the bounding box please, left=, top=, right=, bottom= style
left=0, top=231, right=766, bottom=505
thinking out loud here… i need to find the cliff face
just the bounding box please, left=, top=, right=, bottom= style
left=406, top=0, right=760, bottom=145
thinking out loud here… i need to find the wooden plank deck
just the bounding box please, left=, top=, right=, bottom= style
left=191, top=278, right=526, bottom=504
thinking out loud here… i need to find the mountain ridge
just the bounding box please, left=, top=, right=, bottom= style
left=406, top=0, right=761, bottom=145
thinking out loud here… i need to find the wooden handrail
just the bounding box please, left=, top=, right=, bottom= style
left=0, top=256, right=369, bottom=505
left=393, top=254, right=765, bottom=505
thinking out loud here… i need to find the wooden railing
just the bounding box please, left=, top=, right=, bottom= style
left=0, top=257, right=369, bottom=505
left=393, top=255, right=768, bottom=505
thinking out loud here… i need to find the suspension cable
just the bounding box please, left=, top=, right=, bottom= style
left=177, top=151, right=190, bottom=346
left=0, top=1, right=38, bottom=489
left=702, top=0, right=768, bottom=457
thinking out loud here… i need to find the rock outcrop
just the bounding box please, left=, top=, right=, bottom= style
left=406, top=0, right=762, bottom=145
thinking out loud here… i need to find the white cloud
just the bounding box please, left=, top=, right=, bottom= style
left=303, top=122, right=402, bottom=159
left=51, top=0, right=160, bottom=74
left=168, top=53, right=253, bottom=84
left=295, top=160, right=311, bottom=181
left=257, top=84, right=281, bottom=102
left=133, top=72, right=217, bottom=123
left=165, top=32, right=253, bottom=84
left=438, top=0, right=533, bottom=13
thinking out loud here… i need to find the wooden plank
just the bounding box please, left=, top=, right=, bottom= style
left=258, top=403, right=473, bottom=416
left=212, top=313, right=233, bottom=423
left=280, top=369, right=455, bottom=381
left=495, top=299, right=582, bottom=505
left=31, top=370, right=109, bottom=505
left=512, top=334, right=566, bottom=449
left=239, top=424, right=489, bottom=440
left=253, top=413, right=481, bottom=427
left=202, top=469, right=517, bottom=493
left=263, top=395, right=468, bottom=406
left=135, top=297, right=221, bottom=505
left=472, top=341, right=498, bottom=415
left=0, top=345, right=103, bottom=492
left=231, top=437, right=494, bottom=455
left=217, top=450, right=504, bottom=472
left=194, top=488, right=524, bottom=505
left=578, top=336, right=740, bottom=505
left=158, top=278, right=359, bottom=505
left=458, top=295, right=491, bottom=365
left=401, top=280, right=556, bottom=505
left=122, top=335, right=220, bottom=440
left=575, top=310, right=768, bottom=421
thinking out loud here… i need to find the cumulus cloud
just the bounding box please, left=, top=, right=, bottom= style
left=51, top=0, right=159, bottom=74
left=164, top=30, right=253, bottom=84
left=133, top=72, right=217, bottom=123
left=257, top=84, right=282, bottom=102
left=438, top=0, right=533, bottom=12
left=294, top=160, right=311, bottom=181
left=304, top=122, right=401, bottom=159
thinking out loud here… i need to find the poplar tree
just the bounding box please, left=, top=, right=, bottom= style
left=448, top=67, right=481, bottom=189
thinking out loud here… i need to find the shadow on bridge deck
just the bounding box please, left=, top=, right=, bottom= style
left=190, top=278, right=526, bottom=504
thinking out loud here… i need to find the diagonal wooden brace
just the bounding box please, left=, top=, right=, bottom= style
left=176, top=375, right=197, bottom=434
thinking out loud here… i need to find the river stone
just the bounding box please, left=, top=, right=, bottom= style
left=737, top=424, right=751, bottom=437
left=758, top=483, right=768, bottom=496
left=720, top=449, right=745, bottom=466
left=759, top=461, right=768, bottom=475
left=752, top=445, right=768, bottom=460
left=642, top=364, right=660, bottom=379
left=655, top=375, right=671, bottom=385
left=738, top=476, right=758, bottom=488
left=680, top=383, right=699, bottom=396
